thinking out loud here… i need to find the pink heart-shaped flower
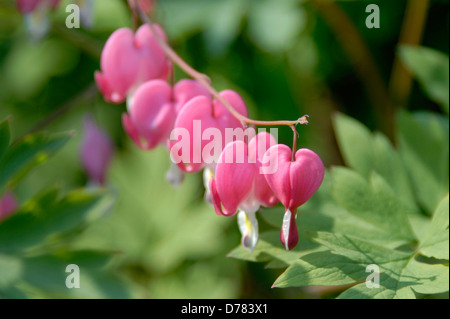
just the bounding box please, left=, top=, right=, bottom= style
left=95, top=24, right=171, bottom=104
left=122, top=80, right=175, bottom=150
left=263, top=145, right=325, bottom=211
left=169, top=90, right=248, bottom=172
left=263, top=144, right=324, bottom=250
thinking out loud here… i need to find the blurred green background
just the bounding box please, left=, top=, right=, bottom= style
left=0, top=0, right=448, bottom=298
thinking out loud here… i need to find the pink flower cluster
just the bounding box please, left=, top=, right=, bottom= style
left=95, top=23, right=325, bottom=251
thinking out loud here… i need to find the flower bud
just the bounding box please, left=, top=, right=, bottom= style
left=80, top=114, right=115, bottom=186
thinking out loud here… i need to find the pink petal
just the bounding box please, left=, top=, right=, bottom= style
left=16, top=0, right=40, bottom=13
left=214, top=141, right=256, bottom=215
left=128, top=80, right=175, bottom=149
left=209, top=178, right=225, bottom=216
left=122, top=113, right=145, bottom=149
left=289, top=149, right=325, bottom=209
left=97, top=24, right=170, bottom=104
left=94, top=71, right=113, bottom=103
left=136, top=24, right=171, bottom=81
left=248, top=132, right=278, bottom=207
left=214, top=90, right=248, bottom=129
left=262, top=144, right=293, bottom=208
left=170, top=95, right=221, bottom=172
left=101, top=28, right=142, bottom=102
left=174, top=79, right=211, bottom=113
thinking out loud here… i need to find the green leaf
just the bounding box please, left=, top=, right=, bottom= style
left=331, top=167, right=416, bottom=242
left=399, top=45, right=449, bottom=114
left=337, top=260, right=449, bottom=299
left=0, top=189, right=104, bottom=255
left=248, top=0, right=306, bottom=53
left=227, top=231, right=315, bottom=265
left=21, top=251, right=130, bottom=298
left=333, top=113, right=416, bottom=209
left=0, top=132, right=72, bottom=193
left=398, top=111, right=449, bottom=213
left=273, top=251, right=369, bottom=288
left=310, top=232, right=411, bottom=264
left=275, top=232, right=449, bottom=298
left=0, top=119, right=11, bottom=161
left=419, top=195, right=449, bottom=260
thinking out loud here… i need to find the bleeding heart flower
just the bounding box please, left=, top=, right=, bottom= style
left=122, top=80, right=175, bottom=150
left=16, top=0, right=61, bottom=41
left=122, top=79, right=210, bottom=150
left=80, top=114, right=115, bottom=186
left=169, top=90, right=248, bottom=173
left=95, top=24, right=171, bottom=104
left=173, top=79, right=211, bottom=114
left=16, top=0, right=60, bottom=13
left=0, top=191, right=18, bottom=222
left=209, top=132, right=278, bottom=251
left=263, top=145, right=325, bottom=250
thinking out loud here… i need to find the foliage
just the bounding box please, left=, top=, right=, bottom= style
left=0, top=120, right=131, bottom=298
left=0, top=0, right=448, bottom=299
left=229, top=47, right=449, bottom=298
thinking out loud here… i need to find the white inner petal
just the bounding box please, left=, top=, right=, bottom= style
left=237, top=210, right=259, bottom=252
left=282, top=209, right=292, bottom=250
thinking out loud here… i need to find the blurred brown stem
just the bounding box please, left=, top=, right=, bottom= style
left=389, top=0, right=430, bottom=107
left=310, top=0, right=395, bottom=142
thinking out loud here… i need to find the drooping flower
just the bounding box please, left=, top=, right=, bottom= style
left=95, top=24, right=171, bottom=104
left=173, top=79, right=211, bottom=114
left=122, top=79, right=210, bottom=151
left=16, top=0, right=61, bottom=41
left=80, top=114, right=115, bottom=186
left=0, top=191, right=18, bottom=222
left=263, top=145, right=325, bottom=250
left=169, top=90, right=248, bottom=173
left=122, top=80, right=174, bottom=150
left=209, top=132, right=278, bottom=251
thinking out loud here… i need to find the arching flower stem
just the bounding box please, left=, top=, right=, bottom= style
left=134, top=1, right=309, bottom=129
